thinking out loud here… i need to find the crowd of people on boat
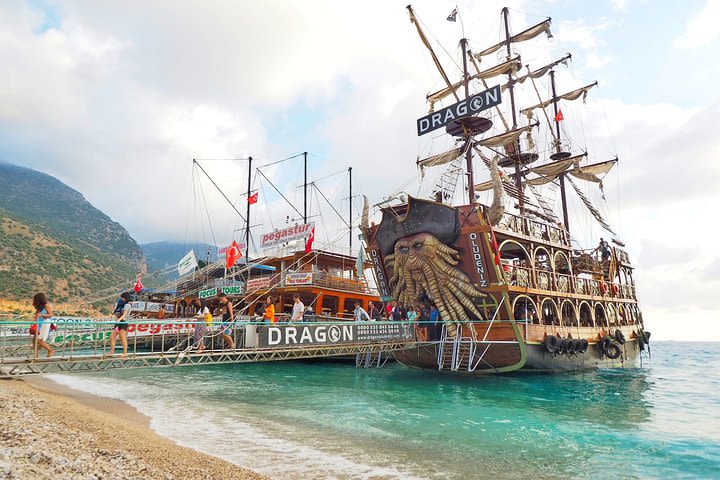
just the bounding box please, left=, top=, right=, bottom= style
left=26, top=289, right=448, bottom=358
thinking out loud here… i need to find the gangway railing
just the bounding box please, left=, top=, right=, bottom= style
left=0, top=317, right=420, bottom=377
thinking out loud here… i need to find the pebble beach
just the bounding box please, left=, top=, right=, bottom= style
left=0, top=378, right=267, bottom=480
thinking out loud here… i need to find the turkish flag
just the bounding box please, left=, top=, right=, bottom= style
left=304, top=227, right=315, bottom=254
left=133, top=277, right=143, bottom=293
left=226, top=240, right=242, bottom=269
left=248, top=192, right=259, bottom=204
left=555, top=110, right=564, bottom=122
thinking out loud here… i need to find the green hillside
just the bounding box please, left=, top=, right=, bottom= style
left=0, top=163, right=144, bottom=303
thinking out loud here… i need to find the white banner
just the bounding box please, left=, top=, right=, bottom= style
left=261, top=222, right=314, bottom=249
left=177, top=249, right=198, bottom=276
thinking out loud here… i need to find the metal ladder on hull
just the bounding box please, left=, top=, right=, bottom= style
left=355, top=351, right=390, bottom=368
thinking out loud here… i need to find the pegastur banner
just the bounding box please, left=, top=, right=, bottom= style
left=258, top=323, right=415, bottom=347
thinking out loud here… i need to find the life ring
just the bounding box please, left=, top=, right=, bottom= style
left=599, top=281, right=608, bottom=295
left=599, top=336, right=621, bottom=359
left=610, top=284, right=619, bottom=296
left=543, top=335, right=559, bottom=354
left=578, top=339, right=589, bottom=353
left=615, top=329, right=626, bottom=345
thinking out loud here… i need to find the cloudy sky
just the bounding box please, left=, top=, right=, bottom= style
left=1, top=0, right=718, bottom=340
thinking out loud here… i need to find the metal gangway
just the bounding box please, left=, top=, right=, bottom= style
left=0, top=317, right=420, bottom=377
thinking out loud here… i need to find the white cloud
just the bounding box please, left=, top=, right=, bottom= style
left=674, top=0, right=720, bottom=48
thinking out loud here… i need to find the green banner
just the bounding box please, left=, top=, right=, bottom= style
left=198, top=286, right=243, bottom=298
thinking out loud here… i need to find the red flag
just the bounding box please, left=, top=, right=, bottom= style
left=133, top=277, right=143, bottom=293
left=555, top=110, right=564, bottom=122
left=226, top=240, right=242, bottom=269
left=248, top=192, right=258, bottom=204
left=304, top=227, right=315, bottom=254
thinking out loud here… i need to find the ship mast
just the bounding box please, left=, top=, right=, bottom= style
left=460, top=38, right=475, bottom=205
left=549, top=70, right=570, bottom=232
left=501, top=7, right=525, bottom=215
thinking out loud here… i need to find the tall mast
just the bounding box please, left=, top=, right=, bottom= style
left=303, top=151, right=308, bottom=223
left=460, top=38, right=475, bottom=205
left=349, top=166, right=353, bottom=255
left=502, top=7, right=524, bottom=214
left=245, top=156, right=252, bottom=260
left=550, top=70, right=570, bottom=232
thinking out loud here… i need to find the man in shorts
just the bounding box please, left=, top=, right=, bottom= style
left=217, top=293, right=236, bottom=349
left=109, top=292, right=132, bottom=357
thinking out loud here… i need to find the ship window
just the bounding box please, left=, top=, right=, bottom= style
left=579, top=303, right=593, bottom=327
left=561, top=302, right=576, bottom=327
left=541, top=299, right=558, bottom=326
left=594, top=304, right=607, bottom=328
left=321, top=295, right=339, bottom=317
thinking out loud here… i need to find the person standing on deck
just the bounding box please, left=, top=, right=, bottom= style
left=109, top=292, right=132, bottom=357
left=217, top=293, right=236, bottom=349
left=30, top=292, right=55, bottom=358
left=290, top=294, right=304, bottom=322
left=407, top=304, right=419, bottom=324
left=595, top=238, right=611, bottom=263
left=353, top=302, right=370, bottom=322
left=262, top=296, right=276, bottom=324
left=368, top=301, right=381, bottom=321
left=429, top=303, right=441, bottom=341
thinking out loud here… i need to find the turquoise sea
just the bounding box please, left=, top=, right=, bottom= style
left=51, top=342, right=720, bottom=479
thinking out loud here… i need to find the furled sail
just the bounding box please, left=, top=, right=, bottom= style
left=567, top=158, right=617, bottom=184
left=487, top=155, right=505, bottom=225
left=501, top=54, right=572, bottom=91
left=475, top=123, right=538, bottom=149
left=417, top=146, right=464, bottom=168
left=520, top=82, right=598, bottom=117
left=474, top=19, right=552, bottom=60
left=427, top=57, right=522, bottom=105
left=566, top=175, right=616, bottom=235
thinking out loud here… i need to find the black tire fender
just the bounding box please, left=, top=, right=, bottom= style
left=615, top=329, right=626, bottom=345
left=543, top=335, right=559, bottom=354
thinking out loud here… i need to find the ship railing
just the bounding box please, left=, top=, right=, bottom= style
left=555, top=272, right=575, bottom=294
left=496, top=211, right=570, bottom=247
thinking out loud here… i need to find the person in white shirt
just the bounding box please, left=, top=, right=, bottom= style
left=290, top=294, right=304, bottom=322
left=354, top=302, right=370, bottom=322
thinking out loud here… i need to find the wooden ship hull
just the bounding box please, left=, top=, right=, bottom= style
left=362, top=197, right=648, bottom=374
left=356, top=6, right=650, bottom=374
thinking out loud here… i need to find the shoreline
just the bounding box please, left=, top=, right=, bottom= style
left=0, top=376, right=268, bottom=480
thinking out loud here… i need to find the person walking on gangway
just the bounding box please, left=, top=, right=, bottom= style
left=290, top=294, right=304, bottom=322
left=109, top=292, right=132, bottom=357
left=353, top=302, right=370, bottom=322
left=30, top=292, right=55, bottom=358
left=217, top=293, right=236, bottom=349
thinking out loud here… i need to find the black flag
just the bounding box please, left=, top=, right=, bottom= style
left=447, top=8, right=458, bottom=22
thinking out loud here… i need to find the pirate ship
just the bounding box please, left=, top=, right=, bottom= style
left=360, top=6, right=650, bottom=372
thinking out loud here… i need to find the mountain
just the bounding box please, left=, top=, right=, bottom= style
left=0, top=163, right=144, bottom=303
left=141, top=241, right=218, bottom=278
